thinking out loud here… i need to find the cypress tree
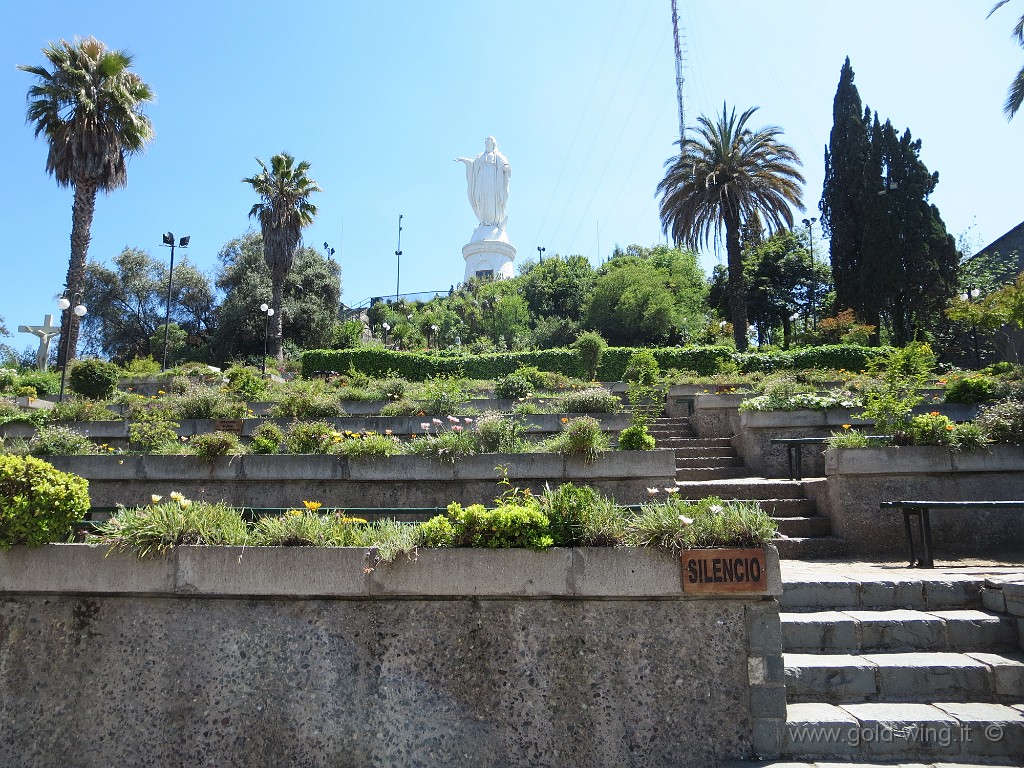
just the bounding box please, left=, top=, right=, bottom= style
left=820, top=57, right=870, bottom=317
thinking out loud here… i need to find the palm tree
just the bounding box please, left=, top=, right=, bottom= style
left=989, top=1, right=1024, bottom=118
left=19, top=36, right=155, bottom=367
left=243, top=153, right=321, bottom=363
left=658, top=104, right=804, bottom=351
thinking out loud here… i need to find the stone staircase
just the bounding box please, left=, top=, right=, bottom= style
left=649, top=416, right=846, bottom=559
left=778, top=570, right=1024, bottom=764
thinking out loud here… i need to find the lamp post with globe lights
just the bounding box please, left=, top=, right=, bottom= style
left=57, top=292, right=87, bottom=402
left=260, top=303, right=275, bottom=376
left=160, top=232, right=190, bottom=371
left=959, top=287, right=982, bottom=368
left=381, top=322, right=391, bottom=347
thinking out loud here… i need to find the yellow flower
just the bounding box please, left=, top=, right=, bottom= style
left=170, top=491, right=184, bottom=502
left=151, top=494, right=163, bottom=504
left=286, top=509, right=302, bottom=518
left=842, top=424, right=851, bottom=430
left=157, top=390, right=165, bottom=395
left=303, top=500, right=322, bottom=512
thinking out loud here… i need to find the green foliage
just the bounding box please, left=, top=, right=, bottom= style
left=494, top=371, right=534, bottom=400
left=269, top=380, right=342, bottom=418
left=407, top=428, right=476, bottom=463
left=123, top=356, right=162, bottom=376
left=0, top=455, right=90, bottom=548
left=68, top=358, right=122, bottom=400
left=129, top=411, right=180, bottom=453
left=623, top=349, right=660, bottom=386
left=225, top=365, right=268, bottom=401
left=169, top=382, right=247, bottom=420
left=473, top=411, right=528, bottom=454
left=331, top=319, right=364, bottom=350
left=16, top=370, right=60, bottom=397
left=373, top=377, right=407, bottom=401
left=250, top=509, right=366, bottom=547
left=420, top=502, right=553, bottom=550
left=378, top=399, right=420, bottom=417
left=624, top=497, right=777, bottom=555
left=545, top=416, right=608, bottom=461
left=335, top=432, right=404, bottom=458
left=249, top=421, right=284, bottom=454
left=558, top=387, right=621, bottom=414
left=28, top=424, right=97, bottom=455
left=618, top=424, right=656, bottom=451
left=50, top=398, right=120, bottom=422
left=943, top=374, right=998, bottom=404
left=286, top=421, right=339, bottom=455
left=420, top=375, right=471, bottom=416
left=0, top=368, right=18, bottom=392
left=94, top=496, right=249, bottom=556
left=872, top=341, right=936, bottom=378
left=186, top=431, right=244, bottom=460
left=976, top=397, right=1024, bottom=444
left=572, top=331, right=607, bottom=380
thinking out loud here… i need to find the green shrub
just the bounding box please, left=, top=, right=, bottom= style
left=225, top=365, right=268, bottom=401
left=270, top=381, right=343, bottom=418
left=93, top=495, right=248, bottom=556
left=538, top=482, right=624, bottom=547
left=558, top=387, right=620, bottom=414
left=624, top=497, right=777, bottom=555
left=420, top=502, right=553, bottom=549
left=286, top=421, right=339, bottom=454
left=623, top=349, right=660, bottom=386
left=379, top=398, right=421, bottom=417
left=68, top=358, right=122, bottom=400
left=122, top=356, right=162, bottom=376
left=335, top=432, right=404, bottom=458
left=50, top=398, right=120, bottom=422
left=16, top=370, right=61, bottom=397
left=421, top=375, right=470, bottom=416
left=249, top=422, right=285, bottom=454
left=29, top=425, right=97, bottom=455
left=546, top=416, right=608, bottom=461
left=170, top=383, right=247, bottom=420
left=494, top=371, right=534, bottom=400
left=0, top=455, right=90, bottom=548
left=0, top=368, right=18, bottom=392
left=943, top=374, right=998, bottom=405
left=473, top=411, right=527, bottom=453
left=572, top=331, right=607, bottom=380
left=374, top=377, right=407, bottom=402
left=250, top=508, right=366, bottom=547
left=618, top=424, right=656, bottom=450
left=907, top=412, right=956, bottom=447
left=16, top=386, right=37, bottom=399
left=975, top=398, right=1024, bottom=444
left=129, top=412, right=181, bottom=453
left=407, top=428, right=476, bottom=463
left=186, top=431, right=244, bottom=459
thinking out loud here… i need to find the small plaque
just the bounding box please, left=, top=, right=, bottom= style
left=212, top=419, right=244, bottom=435
left=681, top=548, right=768, bottom=594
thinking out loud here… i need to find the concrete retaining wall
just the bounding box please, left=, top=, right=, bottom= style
left=691, top=393, right=747, bottom=438
left=0, top=544, right=784, bottom=767
left=46, top=450, right=677, bottom=509
left=821, top=446, right=1024, bottom=556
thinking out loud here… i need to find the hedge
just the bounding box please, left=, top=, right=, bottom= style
left=302, top=344, right=884, bottom=382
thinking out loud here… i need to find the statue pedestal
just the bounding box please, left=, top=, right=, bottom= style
left=463, top=225, right=516, bottom=281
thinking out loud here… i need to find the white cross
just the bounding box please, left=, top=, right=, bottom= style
left=18, top=314, right=61, bottom=372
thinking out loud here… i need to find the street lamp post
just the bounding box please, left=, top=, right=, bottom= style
left=537, top=246, right=545, bottom=263
left=259, top=303, right=275, bottom=376
left=801, top=218, right=817, bottom=329
left=160, top=232, right=190, bottom=371
left=430, top=323, right=438, bottom=348
left=959, top=287, right=982, bottom=368
left=395, top=214, right=403, bottom=300
left=381, top=322, right=390, bottom=347
left=56, top=292, right=87, bottom=402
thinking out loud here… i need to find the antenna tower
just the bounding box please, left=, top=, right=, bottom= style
left=671, top=0, right=686, bottom=146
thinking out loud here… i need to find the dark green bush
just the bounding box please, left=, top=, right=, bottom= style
left=623, top=349, right=659, bottom=386
left=286, top=421, right=339, bottom=454
left=618, top=424, right=656, bottom=450
left=943, top=374, right=998, bottom=405
left=225, top=365, right=268, bottom=401
left=494, top=371, right=534, bottom=400
left=0, top=455, right=90, bottom=548
left=250, top=422, right=285, bottom=454
left=572, top=331, right=607, bottom=380
left=187, top=431, right=244, bottom=459
left=16, top=370, right=61, bottom=397
left=69, top=358, right=122, bottom=400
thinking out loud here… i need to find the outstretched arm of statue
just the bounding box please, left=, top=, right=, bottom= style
left=454, top=157, right=472, bottom=166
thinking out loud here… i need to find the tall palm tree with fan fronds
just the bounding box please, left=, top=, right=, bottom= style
left=19, top=36, right=155, bottom=367
left=243, top=153, right=321, bottom=362
left=658, top=104, right=804, bottom=351
left=989, top=1, right=1024, bottom=119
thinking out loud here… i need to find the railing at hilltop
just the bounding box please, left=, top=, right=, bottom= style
left=340, top=289, right=455, bottom=320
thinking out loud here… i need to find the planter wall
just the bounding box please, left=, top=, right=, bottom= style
left=691, top=393, right=747, bottom=438
left=735, top=403, right=983, bottom=478
left=47, top=450, right=677, bottom=509
left=821, top=445, right=1024, bottom=556
left=0, top=544, right=783, bottom=767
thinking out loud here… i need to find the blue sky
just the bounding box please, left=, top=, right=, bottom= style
left=2, top=1, right=1022, bottom=352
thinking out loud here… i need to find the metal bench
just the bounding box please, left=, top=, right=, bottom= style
left=880, top=500, right=1024, bottom=568
left=769, top=437, right=830, bottom=480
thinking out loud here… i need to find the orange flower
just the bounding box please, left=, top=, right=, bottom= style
left=929, top=411, right=940, bottom=416
left=946, top=425, right=954, bottom=431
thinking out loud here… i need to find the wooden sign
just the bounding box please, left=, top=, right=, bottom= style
left=681, top=548, right=768, bottom=594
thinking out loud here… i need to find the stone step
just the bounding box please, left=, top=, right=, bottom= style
left=774, top=536, right=850, bottom=560
left=674, top=478, right=807, bottom=500
left=670, top=446, right=736, bottom=458
left=727, top=760, right=1024, bottom=767
left=675, top=456, right=746, bottom=468
left=782, top=609, right=1019, bottom=653
left=775, top=516, right=833, bottom=539
left=759, top=498, right=816, bottom=517
left=660, top=437, right=733, bottom=448
left=783, top=701, right=1024, bottom=761
left=785, top=651, right=1024, bottom=704
left=675, top=466, right=756, bottom=481
left=780, top=575, right=984, bottom=612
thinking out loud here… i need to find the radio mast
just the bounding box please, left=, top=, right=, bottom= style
left=671, top=0, right=686, bottom=146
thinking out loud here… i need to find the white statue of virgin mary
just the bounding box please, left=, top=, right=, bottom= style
left=455, top=136, right=511, bottom=229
